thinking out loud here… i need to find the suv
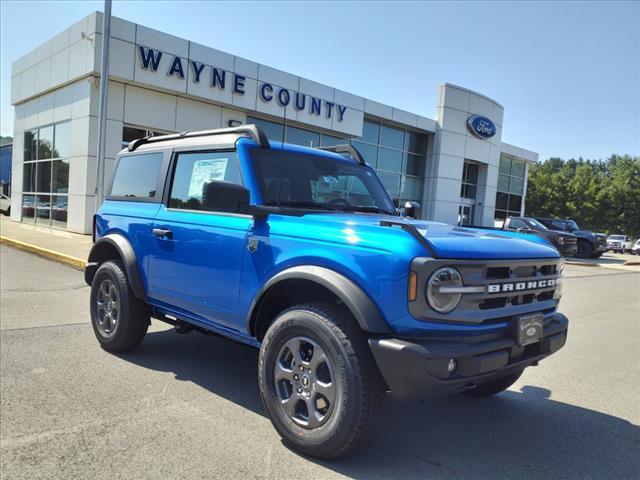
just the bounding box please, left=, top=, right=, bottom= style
left=606, top=235, right=633, bottom=254
left=535, top=218, right=607, bottom=259
left=85, top=126, right=569, bottom=459
left=498, top=217, right=578, bottom=257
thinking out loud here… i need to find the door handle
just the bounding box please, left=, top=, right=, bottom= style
left=152, top=228, right=173, bottom=239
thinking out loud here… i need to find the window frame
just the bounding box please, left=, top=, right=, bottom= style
left=106, top=148, right=171, bottom=203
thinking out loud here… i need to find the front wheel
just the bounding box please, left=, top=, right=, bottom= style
left=575, top=240, right=593, bottom=258
left=90, top=260, right=149, bottom=352
left=463, top=371, right=523, bottom=397
left=258, top=303, right=385, bottom=459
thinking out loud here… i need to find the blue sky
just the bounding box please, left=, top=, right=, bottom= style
left=1, top=1, right=638, bottom=160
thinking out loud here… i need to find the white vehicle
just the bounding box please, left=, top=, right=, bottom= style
left=0, top=193, right=10, bottom=216
left=632, top=239, right=640, bottom=255
left=606, top=234, right=633, bottom=253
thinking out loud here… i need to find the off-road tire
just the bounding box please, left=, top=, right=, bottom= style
left=90, top=260, right=149, bottom=352
left=463, top=370, right=523, bottom=397
left=575, top=240, right=593, bottom=259
left=590, top=251, right=604, bottom=258
left=258, top=302, right=386, bottom=459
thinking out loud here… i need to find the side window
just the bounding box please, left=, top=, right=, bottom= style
left=509, top=218, right=527, bottom=229
left=110, top=152, right=164, bottom=198
left=551, top=220, right=566, bottom=231
left=169, top=151, right=242, bottom=211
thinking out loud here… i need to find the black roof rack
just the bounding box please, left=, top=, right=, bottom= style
left=316, top=144, right=367, bottom=166
left=127, top=124, right=270, bottom=152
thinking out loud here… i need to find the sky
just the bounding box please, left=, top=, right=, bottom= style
left=0, top=0, right=638, bottom=161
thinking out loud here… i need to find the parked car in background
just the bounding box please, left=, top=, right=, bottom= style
left=606, top=235, right=633, bottom=254
left=0, top=193, right=9, bottom=216
left=500, top=217, right=578, bottom=257
left=535, top=218, right=607, bottom=259
left=631, top=239, right=640, bottom=255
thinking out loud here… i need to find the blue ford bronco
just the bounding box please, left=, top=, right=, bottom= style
left=85, top=125, right=568, bottom=459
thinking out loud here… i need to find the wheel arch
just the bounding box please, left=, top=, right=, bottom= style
left=84, top=234, right=146, bottom=300
left=248, top=266, right=391, bottom=341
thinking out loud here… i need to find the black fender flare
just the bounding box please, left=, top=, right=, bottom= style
left=247, top=265, right=391, bottom=335
left=84, top=234, right=147, bottom=300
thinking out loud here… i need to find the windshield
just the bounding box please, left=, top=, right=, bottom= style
left=566, top=220, right=580, bottom=231
left=250, top=148, right=396, bottom=214
left=524, top=218, right=548, bottom=230
left=608, top=235, right=625, bottom=241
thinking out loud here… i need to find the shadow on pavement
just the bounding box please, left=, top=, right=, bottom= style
left=121, top=329, right=639, bottom=480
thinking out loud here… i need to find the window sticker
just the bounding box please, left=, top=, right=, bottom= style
left=188, top=158, right=228, bottom=197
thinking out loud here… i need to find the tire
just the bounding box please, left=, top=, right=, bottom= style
left=90, top=260, right=149, bottom=352
left=463, top=370, right=523, bottom=397
left=575, top=240, right=593, bottom=258
left=258, top=302, right=385, bottom=459
left=590, top=251, right=604, bottom=258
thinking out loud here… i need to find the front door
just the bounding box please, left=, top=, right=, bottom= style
left=457, top=204, right=474, bottom=226
left=147, top=150, right=251, bottom=329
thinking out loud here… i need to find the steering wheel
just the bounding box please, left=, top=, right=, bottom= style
left=327, top=198, right=351, bottom=207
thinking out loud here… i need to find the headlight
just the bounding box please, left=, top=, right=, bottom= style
left=557, top=236, right=565, bottom=244
left=426, top=267, right=463, bottom=313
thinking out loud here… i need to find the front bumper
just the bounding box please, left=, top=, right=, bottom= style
left=369, top=312, right=568, bottom=400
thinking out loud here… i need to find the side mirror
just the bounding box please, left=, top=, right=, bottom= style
left=403, top=201, right=421, bottom=219
left=202, top=181, right=269, bottom=219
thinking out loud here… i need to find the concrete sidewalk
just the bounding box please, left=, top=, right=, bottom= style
left=0, top=216, right=90, bottom=270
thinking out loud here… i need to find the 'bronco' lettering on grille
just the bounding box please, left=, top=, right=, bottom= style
left=487, top=278, right=556, bottom=294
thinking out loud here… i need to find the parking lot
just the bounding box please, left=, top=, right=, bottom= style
left=1, top=244, right=638, bottom=480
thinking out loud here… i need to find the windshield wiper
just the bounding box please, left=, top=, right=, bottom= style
left=265, top=201, right=337, bottom=211
left=337, top=205, right=395, bottom=215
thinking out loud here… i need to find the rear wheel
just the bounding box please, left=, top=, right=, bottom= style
left=463, top=371, right=523, bottom=397
left=90, top=260, right=149, bottom=352
left=575, top=240, right=592, bottom=258
left=258, top=303, right=385, bottom=459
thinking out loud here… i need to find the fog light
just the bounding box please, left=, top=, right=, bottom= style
left=447, top=358, right=457, bottom=375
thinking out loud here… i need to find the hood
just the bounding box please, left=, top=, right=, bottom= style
left=298, top=213, right=560, bottom=260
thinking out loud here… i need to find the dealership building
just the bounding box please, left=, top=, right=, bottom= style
left=9, top=11, right=537, bottom=234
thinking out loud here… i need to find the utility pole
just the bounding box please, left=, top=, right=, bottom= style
left=95, top=0, right=112, bottom=212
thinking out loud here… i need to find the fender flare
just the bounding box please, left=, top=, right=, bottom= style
left=247, top=265, right=392, bottom=335
left=84, top=234, right=146, bottom=300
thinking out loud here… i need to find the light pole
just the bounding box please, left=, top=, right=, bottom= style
left=95, top=0, right=112, bottom=212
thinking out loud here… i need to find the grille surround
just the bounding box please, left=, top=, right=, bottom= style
left=409, top=257, right=563, bottom=325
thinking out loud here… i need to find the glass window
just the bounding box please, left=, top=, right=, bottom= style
left=52, top=159, right=70, bottom=194
left=286, top=126, right=320, bottom=147
left=110, top=152, right=164, bottom=198
left=169, top=151, right=242, bottom=210
left=404, top=153, right=426, bottom=177
left=460, top=183, right=477, bottom=200
left=38, top=126, right=54, bottom=160
left=508, top=194, right=522, bottom=212
left=379, top=125, right=404, bottom=150
left=496, top=192, right=509, bottom=210
left=377, top=171, right=400, bottom=199
left=247, top=116, right=284, bottom=142
left=122, top=126, right=148, bottom=144
left=510, top=176, right=524, bottom=195
left=509, top=218, right=528, bottom=229
left=53, top=122, right=71, bottom=159
left=378, top=147, right=402, bottom=172
left=400, top=176, right=423, bottom=201
left=24, top=130, right=37, bottom=161
left=51, top=195, right=68, bottom=229
left=494, top=210, right=507, bottom=220
left=360, top=120, right=380, bottom=144
left=404, top=132, right=427, bottom=155
left=498, top=174, right=510, bottom=193
left=22, top=195, right=35, bottom=222
left=351, top=141, right=378, bottom=168
left=320, top=134, right=346, bottom=147
left=23, top=162, right=36, bottom=192
left=35, top=194, right=51, bottom=224
left=463, top=163, right=479, bottom=184
left=499, top=155, right=511, bottom=174
left=511, top=159, right=525, bottom=178
left=36, top=161, right=52, bottom=193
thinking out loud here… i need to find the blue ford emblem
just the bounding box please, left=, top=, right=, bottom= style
left=467, top=115, right=496, bottom=139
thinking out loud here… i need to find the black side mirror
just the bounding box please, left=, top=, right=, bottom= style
left=202, top=180, right=250, bottom=214
left=403, top=201, right=421, bottom=219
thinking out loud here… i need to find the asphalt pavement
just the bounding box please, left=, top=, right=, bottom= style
left=1, top=245, right=639, bottom=480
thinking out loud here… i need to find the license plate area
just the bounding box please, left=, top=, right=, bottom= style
left=513, top=313, right=544, bottom=346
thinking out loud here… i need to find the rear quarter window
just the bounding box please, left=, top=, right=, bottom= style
left=109, top=152, right=164, bottom=199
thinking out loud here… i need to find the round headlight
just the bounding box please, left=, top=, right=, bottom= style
left=426, top=267, right=463, bottom=313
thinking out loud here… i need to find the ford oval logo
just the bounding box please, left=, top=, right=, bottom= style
left=467, top=115, right=496, bottom=139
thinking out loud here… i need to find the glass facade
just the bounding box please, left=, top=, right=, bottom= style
left=22, top=121, right=70, bottom=228
left=247, top=116, right=429, bottom=207
left=460, top=162, right=479, bottom=200
left=495, top=154, right=526, bottom=223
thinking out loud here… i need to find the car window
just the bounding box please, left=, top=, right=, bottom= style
left=110, top=152, right=164, bottom=198
left=169, top=151, right=242, bottom=211
left=509, top=218, right=527, bottom=229
left=551, top=220, right=568, bottom=231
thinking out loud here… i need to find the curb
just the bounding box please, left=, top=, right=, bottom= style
left=0, top=236, right=86, bottom=271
